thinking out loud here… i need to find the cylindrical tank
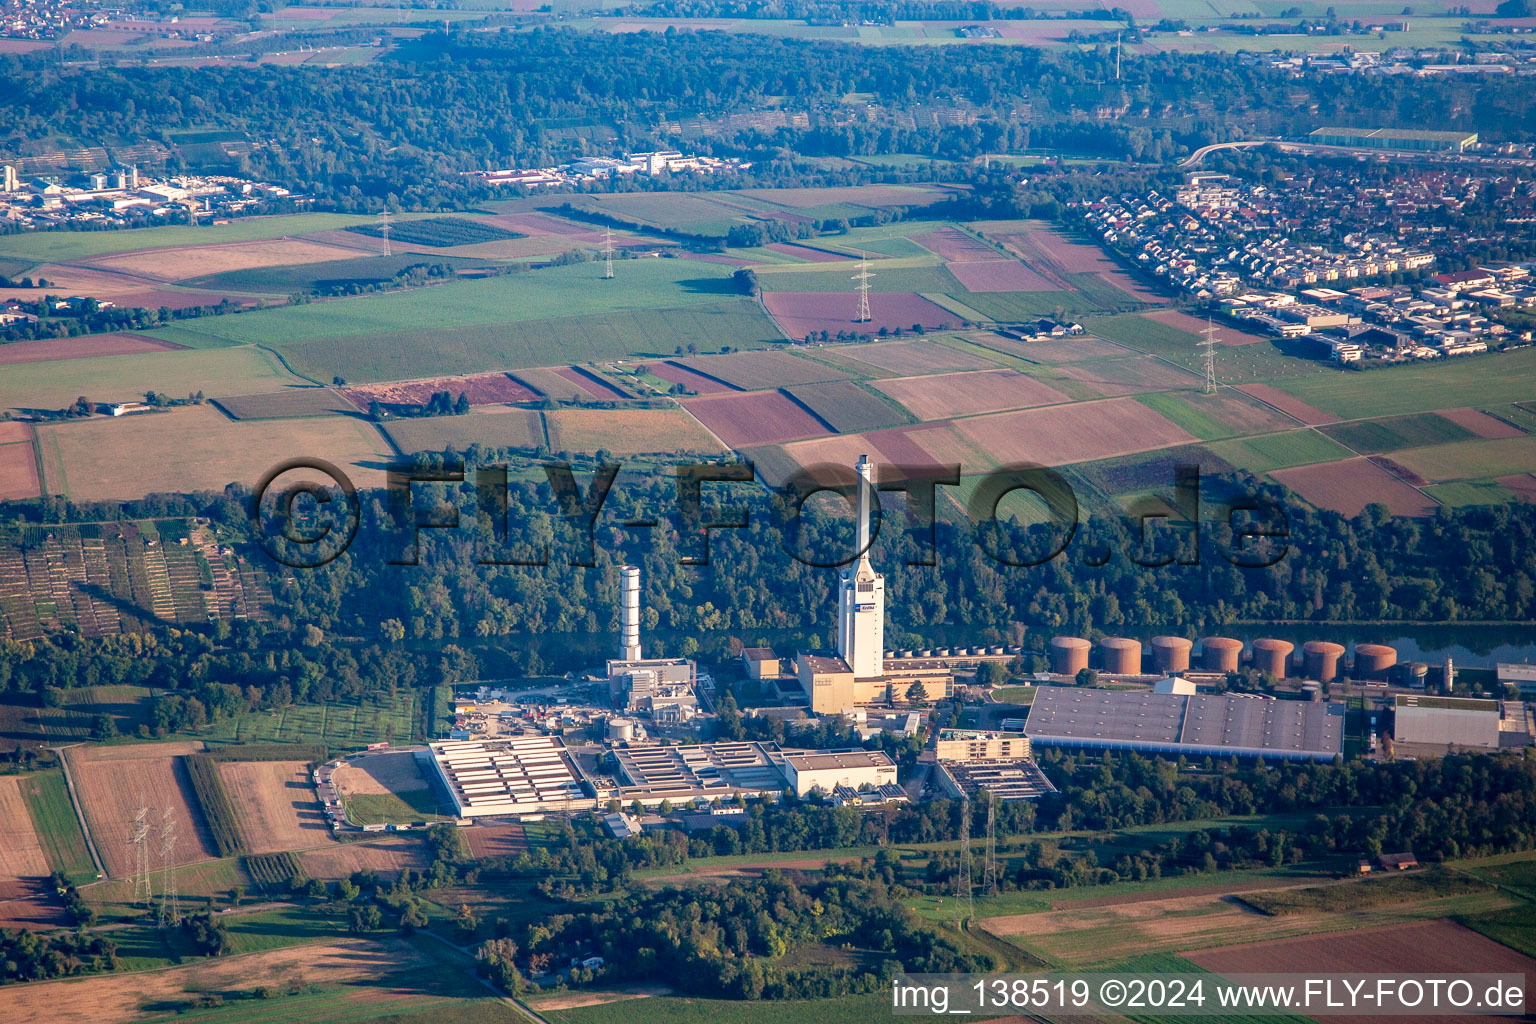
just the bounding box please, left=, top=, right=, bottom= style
left=1406, top=661, right=1428, bottom=688
left=1100, top=637, right=1142, bottom=675
left=990, top=646, right=1004, bottom=656
left=1202, top=637, right=1243, bottom=673
left=1353, top=643, right=1397, bottom=680
left=920, top=649, right=933, bottom=658
left=1251, top=638, right=1294, bottom=678
left=1050, top=636, right=1091, bottom=675
left=1304, top=640, right=1346, bottom=683
left=607, top=717, right=635, bottom=743
left=1300, top=681, right=1322, bottom=701
left=1151, top=636, right=1192, bottom=673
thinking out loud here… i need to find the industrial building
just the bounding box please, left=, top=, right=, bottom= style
left=934, top=729, right=1032, bottom=762
left=936, top=758, right=1057, bottom=802
left=1392, top=695, right=1502, bottom=750
left=783, top=749, right=898, bottom=797
left=1308, top=127, right=1478, bottom=153
left=609, top=741, right=791, bottom=805
left=605, top=563, right=702, bottom=722
left=1024, top=686, right=1344, bottom=761
left=796, top=456, right=953, bottom=712
left=427, top=736, right=592, bottom=817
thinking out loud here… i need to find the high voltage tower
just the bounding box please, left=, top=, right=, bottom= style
left=378, top=211, right=393, bottom=257
left=852, top=256, right=874, bottom=323
left=602, top=227, right=615, bottom=279
left=128, top=803, right=153, bottom=909
left=956, top=798, right=974, bottom=928
left=983, top=795, right=998, bottom=896
left=160, top=807, right=180, bottom=925
left=1200, top=318, right=1220, bottom=394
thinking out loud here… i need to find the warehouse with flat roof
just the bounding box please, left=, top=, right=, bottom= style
left=936, top=759, right=1057, bottom=802
left=783, top=749, right=897, bottom=797
left=1308, top=127, right=1477, bottom=153
left=428, top=736, right=592, bottom=817
left=1024, top=687, right=1344, bottom=761
left=611, top=741, right=790, bottom=804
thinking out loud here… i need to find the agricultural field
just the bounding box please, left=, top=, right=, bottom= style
left=782, top=381, right=908, bottom=433
left=0, top=429, right=40, bottom=501
left=212, top=387, right=358, bottom=420
left=763, top=290, right=962, bottom=339
left=0, top=333, right=185, bottom=366
left=36, top=403, right=395, bottom=499
left=1273, top=348, right=1536, bottom=419
left=645, top=361, right=739, bottom=395
left=0, top=345, right=300, bottom=415
left=0, top=774, right=51, bottom=878
left=0, top=212, right=388, bottom=264
left=172, top=688, right=433, bottom=751
left=872, top=368, right=1068, bottom=421
left=65, top=742, right=217, bottom=877
left=1319, top=411, right=1479, bottom=454
left=678, top=349, right=854, bottom=389
left=1232, top=383, right=1342, bottom=425
left=949, top=397, right=1196, bottom=470
left=341, top=373, right=539, bottom=410
left=346, top=216, right=524, bottom=248
left=384, top=408, right=547, bottom=455
left=1050, top=355, right=1201, bottom=398
left=545, top=407, right=726, bottom=456
left=1135, top=389, right=1299, bottom=441
left=0, top=521, right=269, bottom=642
left=1387, top=436, right=1536, bottom=484
left=83, top=236, right=370, bottom=285
left=218, top=760, right=335, bottom=855
left=1203, top=429, right=1354, bottom=474
left=1269, top=456, right=1439, bottom=517
left=15, top=769, right=96, bottom=880
left=831, top=339, right=999, bottom=375
left=298, top=836, right=430, bottom=878
left=683, top=391, right=833, bottom=447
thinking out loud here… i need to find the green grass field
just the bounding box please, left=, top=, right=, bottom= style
left=18, top=769, right=97, bottom=881
left=1389, top=436, right=1536, bottom=483
left=1136, top=391, right=1240, bottom=440
left=541, top=991, right=890, bottom=1024
left=1205, top=429, right=1354, bottom=474
left=1320, top=412, right=1475, bottom=454
left=143, top=261, right=782, bottom=382
left=1423, top=479, right=1519, bottom=508
left=990, top=685, right=1037, bottom=704
left=168, top=690, right=429, bottom=752
left=0, top=213, right=395, bottom=264
left=0, top=346, right=299, bottom=413
left=1274, top=349, right=1536, bottom=419
left=753, top=264, right=961, bottom=294
left=345, top=789, right=454, bottom=826
left=183, top=254, right=504, bottom=294
left=1085, top=313, right=1321, bottom=379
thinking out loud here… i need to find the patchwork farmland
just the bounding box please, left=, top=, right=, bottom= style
left=65, top=742, right=218, bottom=877
left=872, top=368, right=1068, bottom=421
left=683, top=391, right=833, bottom=447
left=219, top=760, right=336, bottom=855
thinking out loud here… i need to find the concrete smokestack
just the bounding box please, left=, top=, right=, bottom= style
left=619, top=565, right=642, bottom=661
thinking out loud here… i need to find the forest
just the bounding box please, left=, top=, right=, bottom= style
left=4, top=30, right=1533, bottom=210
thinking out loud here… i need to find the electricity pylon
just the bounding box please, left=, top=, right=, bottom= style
left=1200, top=318, right=1220, bottom=394
left=602, top=227, right=615, bottom=279
left=159, top=806, right=180, bottom=925
left=128, top=803, right=152, bottom=909
left=852, top=257, right=874, bottom=323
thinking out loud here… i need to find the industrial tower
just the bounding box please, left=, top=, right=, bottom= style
left=852, top=257, right=874, bottom=323
left=602, top=227, right=615, bottom=279
left=836, top=456, right=885, bottom=679
left=1199, top=318, right=1220, bottom=394
left=618, top=565, right=642, bottom=661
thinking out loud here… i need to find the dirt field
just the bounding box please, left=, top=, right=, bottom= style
left=951, top=397, right=1195, bottom=468
left=836, top=340, right=998, bottom=375
left=680, top=349, right=854, bottom=389
left=37, top=403, right=395, bottom=499
left=552, top=365, right=630, bottom=399
left=1054, top=356, right=1201, bottom=396
left=298, top=837, right=427, bottom=880
left=0, top=439, right=41, bottom=501
left=683, top=390, right=833, bottom=447
left=545, top=407, right=725, bottom=454
left=1438, top=407, right=1526, bottom=439
left=0, top=877, right=69, bottom=929
left=5, top=936, right=431, bottom=1024
left=912, top=227, right=1059, bottom=292
left=384, top=406, right=545, bottom=454
left=989, top=224, right=1162, bottom=301
left=984, top=335, right=1130, bottom=364
left=1187, top=919, right=1536, bottom=1024
left=84, top=236, right=368, bottom=282
left=1498, top=473, right=1536, bottom=502
left=66, top=743, right=216, bottom=877
left=874, top=369, right=1067, bottom=421
left=1142, top=308, right=1267, bottom=346
left=764, top=242, right=851, bottom=263
left=219, top=760, right=335, bottom=855
left=0, top=333, right=183, bottom=365
left=531, top=986, right=671, bottom=1011
left=1235, top=383, right=1342, bottom=425
left=334, top=751, right=429, bottom=796
left=763, top=291, right=960, bottom=340
left=212, top=387, right=356, bottom=420
left=0, top=775, right=50, bottom=878
left=10, top=266, right=248, bottom=311
left=649, top=361, right=739, bottom=394
left=464, top=822, right=529, bottom=860
left=1271, top=456, right=1439, bottom=517
left=341, top=372, right=538, bottom=409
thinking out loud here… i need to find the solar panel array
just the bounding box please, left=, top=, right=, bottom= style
left=1024, top=687, right=1343, bottom=760
left=430, top=736, right=586, bottom=814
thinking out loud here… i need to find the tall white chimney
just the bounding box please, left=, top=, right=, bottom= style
left=619, top=565, right=642, bottom=662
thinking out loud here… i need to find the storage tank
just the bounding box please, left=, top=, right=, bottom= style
left=1251, top=638, right=1294, bottom=678
left=1353, top=643, right=1397, bottom=681
left=1150, top=636, right=1193, bottom=673
left=607, top=717, right=636, bottom=743
left=1405, top=661, right=1428, bottom=688
left=1300, top=681, right=1322, bottom=702
left=1304, top=640, right=1346, bottom=682
left=1100, top=637, right=1142, bottom=675
left=1050, top=636, right=1091, bottom=675
left=1202, top=637, right=1243, bottom=673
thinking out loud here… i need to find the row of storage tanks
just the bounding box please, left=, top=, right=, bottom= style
left=1049, top=635, right=1402, bottom=683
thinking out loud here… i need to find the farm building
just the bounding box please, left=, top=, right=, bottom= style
left=427, top=736, right=592, bottom=817
left=1023, top=687, right=1344, bottom=761
left=1392, top=695, right=1502, bottom=749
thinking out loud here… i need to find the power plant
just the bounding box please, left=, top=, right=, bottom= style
left=618, top=565, right=642, bottom=662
